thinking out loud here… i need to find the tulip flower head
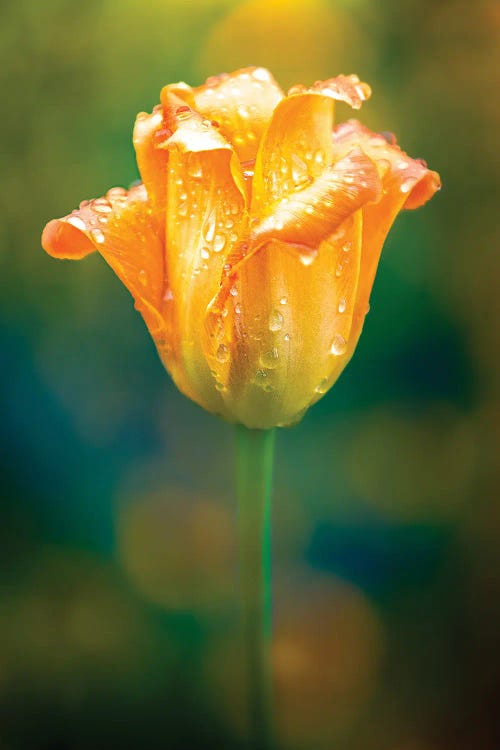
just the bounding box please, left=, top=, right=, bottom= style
left=42, top=67, right=440, bottom=429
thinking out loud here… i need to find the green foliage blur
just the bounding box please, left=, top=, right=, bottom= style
left=1, top=1, right=499, bottom=748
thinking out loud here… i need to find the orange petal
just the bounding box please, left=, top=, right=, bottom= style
left=251, top=147, right=381, bottom=250
left=332, top=120, right=441, bottom=347
left=41, top=185, right=167, bottom=337
left=192, top=67, right=284, bottom=162
left=204, top=212, right=363, bottom=429
left=133, top=106, right=170, bottom=229
left=251, top=74, right=371, bottom=216
left=159, top=103, right=247, bottom=417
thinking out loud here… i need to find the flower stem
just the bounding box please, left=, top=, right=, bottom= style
left=235, top=425, right=276, bottom=750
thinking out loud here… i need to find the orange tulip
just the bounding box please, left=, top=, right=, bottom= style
left=42, top=67, right=440, bottom=429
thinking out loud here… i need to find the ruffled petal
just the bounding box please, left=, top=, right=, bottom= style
left=162, top=67, right=284, bottom=164
left=158, top=100, right=248, bottom=416
left=251, top=74, right=372, bottom=216
left=41, top=185, right=167, bottom=337
left=332, top=120, right=441, bottom=345
left=133, top=106, right=170, bottom=227
left=204, top=211, right=363, bottom=429
left=251, top=147, right=381, bottom=251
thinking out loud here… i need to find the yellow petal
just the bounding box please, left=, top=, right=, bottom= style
left=160, top=101, right=247, bottom=416
left=251, top=74, right=371, bottom=216
left=205, top=211, right=363, bottom=429
left=133, top=106, right=170, bottom=230
left=251, top=147, right=381, bottom=251
left=161, top=69, right=283, bottom=164
left=191, top=67, right=284, bottom=163
left=41, top=185, right=167, bottom=339
left=332, top=120, right=441, bottom=349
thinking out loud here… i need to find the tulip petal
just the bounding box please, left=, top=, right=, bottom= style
left=204, top=211, right=363, bottom=428
left=251, top=147, right=381, bottom=251
left=41, top=185, right=167, bottom=337
left=251, top=74, right=372, bottom=216
left=159, top=103, right=247, bottom=417
left=332, top=120, right=441, bottom=345
left=162, top=68, right=284, bottom=164
left=133, top=106, right=170, bottom=229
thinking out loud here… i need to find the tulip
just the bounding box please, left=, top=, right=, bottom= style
left=41, top=66, right=440, bottom=430
left=41, top=67, right=441, bottom=749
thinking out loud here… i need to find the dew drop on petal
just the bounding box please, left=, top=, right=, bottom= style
left=269, top=309, right=284, bottom=332
left=279, top=296, right=288, bottom=305
left=216, top=343, right=229, bottom=363
left=214, top=234, right=227, bottom=253
left=260, top=347, right=279, bottom=369
left=90, top=227, right=105, bottom=244
left=330, top=334, right=347, bottom=356
left=315, top=377, right=329, bottom=394
left=338, top=297, right=347, bottom=314
left=200, top=247, right=210, bottom=260
left=67, top=216, right=87, bottom=231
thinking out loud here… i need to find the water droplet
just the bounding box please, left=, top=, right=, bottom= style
left=234, top=303, right=241, bottom=314
left=269, top=309, right=284, bottom=332
left=330, top=334, right=347, bottom=356
left=342, top=241, right=352, bottom=253
left=397, top=160, right=409, bottom=170
left=400, top=180, right=413, bottom=194
left=338, top=297, right=346, bottom=313
left=260, top=347, right=279, bottom=369
left=252, top=68, right=270, bottom=82
left=279, top=296, right=288, bottom=305
left=315, top=377, right=329, bottom=394
left=230, top=286, right=238, bottom=297
left=67, top=216, right=87, bottom=231
left=93, top=199, right=113, bottom=214
left=215, top=381, right=226, bottom=392
left=178, top=202, right=188, bottom=217
left=335, top=263, right=343, bottom=277
left=163, top=288, right=174, bottom=301
left=90, top=227, right=105, bottom=244
left=200, top=247, right=210, bottom=260
left=214, top=234, right=226, bottom=253
left=107, top=187, right=127, bottom=198
left=188, top=160, right=203, bottom=179
left=284, top=333, right=291, bottom=342
left=300, top=253, right=315, bottom=267
left=216, top=343, right=229, bottom=363
left=314, top=149, right=324, bottom=165
left=254, top=369, right=268, bottom=386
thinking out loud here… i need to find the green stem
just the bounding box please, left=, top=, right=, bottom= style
left=235, top=425, right=276, bottom=750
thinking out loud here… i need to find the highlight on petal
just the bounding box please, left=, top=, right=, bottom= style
left=41, top=185, right=166, bottom=337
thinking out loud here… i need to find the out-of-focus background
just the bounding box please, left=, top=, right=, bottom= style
left=1, top=1, right=499, bottom=748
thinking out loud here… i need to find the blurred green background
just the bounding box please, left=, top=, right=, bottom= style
left=1, top=0, right=499, bottom=748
